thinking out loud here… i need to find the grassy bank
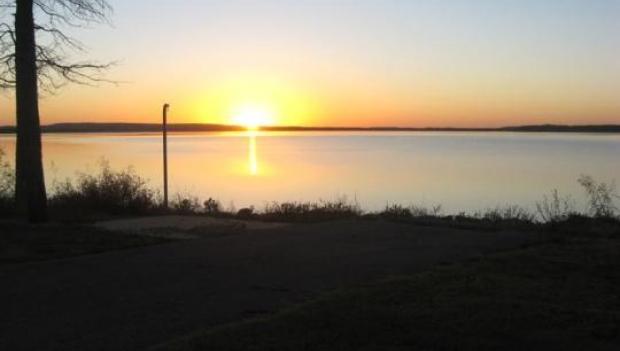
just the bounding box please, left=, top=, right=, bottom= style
left=1, top=154, right=618, bottom=269
left=156, top=222, right=620, bottom=351
left=0, top=221, right=171, bottom=265
left=0, top=154, right=618, bottom=225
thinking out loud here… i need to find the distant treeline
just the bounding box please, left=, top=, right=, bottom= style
left=0, top=123, right=246, bottom=134
left=0, top=123, right=619, bottom=134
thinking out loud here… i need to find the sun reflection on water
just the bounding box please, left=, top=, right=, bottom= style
left=248, top=131, right=258, bottom=175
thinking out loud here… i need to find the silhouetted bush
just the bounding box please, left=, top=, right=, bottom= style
left=578, top=175, right=618, bottom=218
left=536, top=189, right=576, bottom=223
left=380, top=204, right=412, bottom=219
left=410, top=204, right=442, bottom=217
left=171, top=193, right=201, bottom=214
left=49, top=161, right=158, bottom=216
left=377, top=203, right=536, bottom=230
left=0, top=149, right=15, bottom=216
left=380, top=203, right=442, bottom=220
left=476, top=205, right=535, bottom=223
left=24, top=162, right=620, bottom=227
left=203, top=197, right=221, bottom=214
left=262, top=197, right=361, bottom=222
left=237, top=206, right=255, bottom=219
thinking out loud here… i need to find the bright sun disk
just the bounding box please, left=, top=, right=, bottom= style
left=231, top=104, right=275, bottom=130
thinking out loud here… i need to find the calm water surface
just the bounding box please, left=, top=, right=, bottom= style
left=1, top=131, right=618, bottom=213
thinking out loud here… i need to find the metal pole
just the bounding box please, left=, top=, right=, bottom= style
left=163, top=103, right=170, bottom=209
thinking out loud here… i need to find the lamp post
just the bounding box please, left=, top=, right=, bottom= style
left=162, top=103, right=170, bottom=209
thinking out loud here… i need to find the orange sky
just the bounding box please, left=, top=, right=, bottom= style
left=1, top=0, right=619, bottom=128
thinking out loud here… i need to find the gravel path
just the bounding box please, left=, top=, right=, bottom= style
left=0, top=219, right=537, bottom=351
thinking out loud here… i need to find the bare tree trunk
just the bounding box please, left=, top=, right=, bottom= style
left=14, top=0, right=47, bottom=222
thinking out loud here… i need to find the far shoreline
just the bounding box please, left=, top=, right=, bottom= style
left=1, top=123, right=620, bottom=134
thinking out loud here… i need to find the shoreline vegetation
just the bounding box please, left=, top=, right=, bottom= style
left=1, top=152, right=618, bottom=226
left=1, top=123, right=620, bottom=134
left=1, top=150, right=618, bottom=267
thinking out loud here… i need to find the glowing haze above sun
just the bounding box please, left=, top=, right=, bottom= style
left=0, top=0, right=619, bottom=127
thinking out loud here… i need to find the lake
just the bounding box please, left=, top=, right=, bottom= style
left=1, top=131, right=619, bottom=213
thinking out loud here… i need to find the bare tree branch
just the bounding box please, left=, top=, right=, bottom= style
left=0, top=0, right=115, bottom=91
left=34, top=0, right=112, bottom=27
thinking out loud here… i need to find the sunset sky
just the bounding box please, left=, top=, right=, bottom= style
left=1, top=0, right=619, bottom=127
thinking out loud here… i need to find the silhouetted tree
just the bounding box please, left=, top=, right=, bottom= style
left=0, top=0, right=113, bottom=222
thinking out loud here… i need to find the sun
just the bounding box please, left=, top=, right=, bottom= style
left=231, top=103, right=275, bottom=130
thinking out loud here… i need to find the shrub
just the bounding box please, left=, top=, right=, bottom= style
left=536, top=189, right=575, bottom=223
left=479, top=205, right=534, bottom=223
left=203, top=197, right=221, bottom=215
left=380, top=204, right=442, bottom=220
left=410, top=204, right=442, bottom=217
left=50, top=160, right=157, bottom=216
left=171, top=193, right=201, bottom=214
left=0, top=148, right=13, bottom=194
left=380, top=204, right=412, bottom=219
left=0, top=148, right=15, bottom=216
left=262, top=197, right=361, bottom=222
left=237, top=206, right=255, bottom=219
left=577, top=175, right=618, bottom=218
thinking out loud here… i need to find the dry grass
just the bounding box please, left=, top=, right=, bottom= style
left=156, top=223, right=620, bottom=351
left=0, top=221, right=171, bottom=265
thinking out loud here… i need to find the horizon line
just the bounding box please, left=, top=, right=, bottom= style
left=1, top=122, right=620, bottom=134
